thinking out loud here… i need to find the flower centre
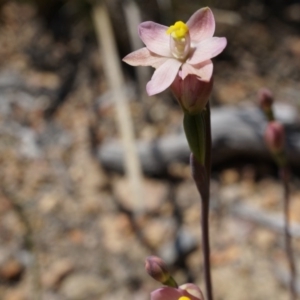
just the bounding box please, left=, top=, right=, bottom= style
left=178, top=297, right=191, bottom=300
left=166, top=21, right=190, bottom=60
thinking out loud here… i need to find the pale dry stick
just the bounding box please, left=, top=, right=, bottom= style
left=92, top=1, right=144, bottom=212
left=122, top=0, right=150, bottom=98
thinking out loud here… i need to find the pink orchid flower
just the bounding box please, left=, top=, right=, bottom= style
left=151, top=283, right=204, bottom=300
left=123, top=7, right=227, bottom=96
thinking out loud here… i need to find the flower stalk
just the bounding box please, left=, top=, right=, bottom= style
left=281, top=167, right=297, bottom=300
left=189, top=103, right=213, bottom=300
left=261, top=91, right=297, bottom=300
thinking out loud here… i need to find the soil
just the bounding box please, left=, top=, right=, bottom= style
left=0, top=1, right=299, bottom=300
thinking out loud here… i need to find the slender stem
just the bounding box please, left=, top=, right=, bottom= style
left=203, top=103, right=213, bottom=300
left=190, top=103, right=213, bottom=300
left=201, top=194, right=213, bottom=300
left=281, top=167, right=297, bottom=300
left=204, top=104, right=212, bottom=180
left=190, top=154, right=213, bottom=300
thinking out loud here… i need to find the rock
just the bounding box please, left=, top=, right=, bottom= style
left=0, top=258, right=24, bottom=282
left=220, top=169, right=240, bottom=185
left=42, top=259, right=74, bottom=289
left=211, top=245, right=241, bottom=266
left=158, top=227, right=198, bottom=265
left=113, top=177, right=169, bottom=212
left=285, top=4, right=300, bottom=22
left=99, top=214, right=133, bottom=254
left=3, top=288, right=27, bottom=300
left=251, top=228, right=276, bottom=252
left=175, top=180, right=199, bottom=210
left=60, top=273, right=108, bottom=300
left=141, top=217, right=176, bottom=248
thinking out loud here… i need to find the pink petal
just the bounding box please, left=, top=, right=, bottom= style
left=180, top=283, right=204, bottom=300
left=188, top=37, right=227, bottom=65
left=139, top=21, right=171, bottom=57
left=123, top=47, right=168, bottom=68
left=150, top=287, right=183, bottom=300
left=187, top=7, right=215, bottom=43
left=146, top=58, right=181, bottom=96
left=182, top=60, right=213, bottom=81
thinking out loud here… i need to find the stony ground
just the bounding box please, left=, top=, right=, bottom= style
left=0, top=1, right=299, bottom=300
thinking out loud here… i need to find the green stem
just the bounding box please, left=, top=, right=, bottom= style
left=164, top=276, right=178, bottom=288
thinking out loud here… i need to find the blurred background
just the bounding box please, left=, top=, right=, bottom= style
left=0, top=0, right=299, bottom=299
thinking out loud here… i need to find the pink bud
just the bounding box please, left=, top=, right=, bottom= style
left=258, top=88, right=274, bottom=111
left=145, top=256, right=171, bottom=284
left=171, top=75, right=213, bottom=114
left=265, top=121, right=285, bottom=153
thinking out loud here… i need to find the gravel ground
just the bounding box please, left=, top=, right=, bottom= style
left=0, top=1, right=299, bottom=300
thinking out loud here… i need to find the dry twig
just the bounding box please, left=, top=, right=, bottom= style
left=92, top=0, right=144, bottom=213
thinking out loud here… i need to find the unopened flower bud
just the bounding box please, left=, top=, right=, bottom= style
left=171, top=74, right=213, bottom=115
left=145, top=256, right=178, bottom=287
left=265, top=121, right=285, bottom=154
left=258, top=88, right=274, bottom=121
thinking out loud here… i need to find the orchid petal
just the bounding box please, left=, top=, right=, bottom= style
left=123, top=47, right=168, bottom=68
left=180, top=283, right=204, bottom=300
left=150, top=287, right=183, bottom=300
left=188, top=37, right=227, bottom=65
left=146, top=59, right=181, bottom=96
left=182, top=60, right=213, bottom=81
left=187, top=7, right=215, bottom=43
left=139, top=21, right=171, bottom=57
